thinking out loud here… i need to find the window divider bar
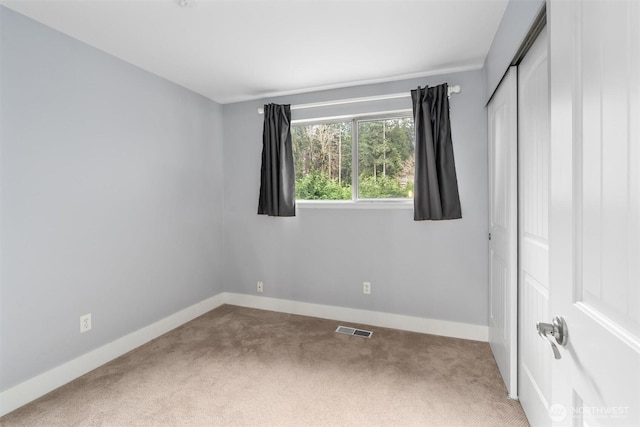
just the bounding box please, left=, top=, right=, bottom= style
left=352, top=117, right=359, bottom=201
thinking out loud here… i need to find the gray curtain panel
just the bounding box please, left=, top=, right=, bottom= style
left=258, top=103, right=296, bottom=217
left=411, top=84, right=462, bottom=220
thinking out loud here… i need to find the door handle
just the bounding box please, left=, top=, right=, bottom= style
left=536, top=316, right=568, bottom=360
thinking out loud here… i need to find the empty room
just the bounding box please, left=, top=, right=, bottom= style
left=0, top=0, right=638, bottom=425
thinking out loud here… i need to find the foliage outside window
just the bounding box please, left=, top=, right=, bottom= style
left=292, top=114, right=415, bottom=201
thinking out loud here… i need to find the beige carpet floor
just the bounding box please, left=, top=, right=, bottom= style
left=1, top=305, right=529, bottom=426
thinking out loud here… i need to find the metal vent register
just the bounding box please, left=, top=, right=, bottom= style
left=335, top=326, right=373, bottom=338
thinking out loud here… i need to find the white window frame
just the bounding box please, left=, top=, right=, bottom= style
left=293, top=109, right=414, bottom=209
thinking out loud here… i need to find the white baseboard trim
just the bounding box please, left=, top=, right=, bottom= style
left=223, top=292, right=488, bottom=342
left=0, top=292, right=488, bottom=418
left=0, top=294, right=226, bottom=417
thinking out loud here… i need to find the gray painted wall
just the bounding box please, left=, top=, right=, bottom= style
left=222, top=70, right=488, bottom=327
left=483, top=0, right=545, bottom=103
left=0, top=7, right=224, bottom=391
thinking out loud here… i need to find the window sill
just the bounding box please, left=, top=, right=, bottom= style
left=296, top=200, right=413, bottom=210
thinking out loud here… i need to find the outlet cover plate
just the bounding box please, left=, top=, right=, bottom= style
left=80, top=313, right=92, bottom=333
left=363, top=282, right=371, bottom=295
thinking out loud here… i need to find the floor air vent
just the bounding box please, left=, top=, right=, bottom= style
left=335, top=326, right=373, bottom=338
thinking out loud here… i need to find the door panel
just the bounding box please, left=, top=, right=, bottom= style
left=579, top=0, right=639, bottom=332
left=549, top=0, right=640, bottom=425
left=518, top=27, right=551, bottom=427
left=488, top=67, right=518, bottom=398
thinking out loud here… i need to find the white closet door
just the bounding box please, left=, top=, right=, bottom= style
left=488, top=67, right=518, bottom=399
left=518, top=26, right=551, bottom=427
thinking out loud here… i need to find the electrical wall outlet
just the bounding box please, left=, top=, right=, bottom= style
left=363, top=282, right=371, bottom=295
left=80, top=313, right=92, bottom=333
left=257, top=281, right=264, bottom=293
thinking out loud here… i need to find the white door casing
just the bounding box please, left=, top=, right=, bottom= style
left=517, top=27, right=552, bottom=427
left=488, top=67, right=518, bottom=399
left=549, top=0, right=640, bottom=425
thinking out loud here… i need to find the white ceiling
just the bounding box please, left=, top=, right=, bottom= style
left=0, top=0, right=508, bottom=104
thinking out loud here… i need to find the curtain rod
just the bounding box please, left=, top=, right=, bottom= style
left=257, top=85, right=461, bottom=115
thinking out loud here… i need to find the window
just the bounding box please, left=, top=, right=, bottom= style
left=292, top=113, right=415, bottom=201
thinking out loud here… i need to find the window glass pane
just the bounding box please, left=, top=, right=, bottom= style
left=292, top=121, right=352, bottom=200
left=357, top=117, right=415, bottom=199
